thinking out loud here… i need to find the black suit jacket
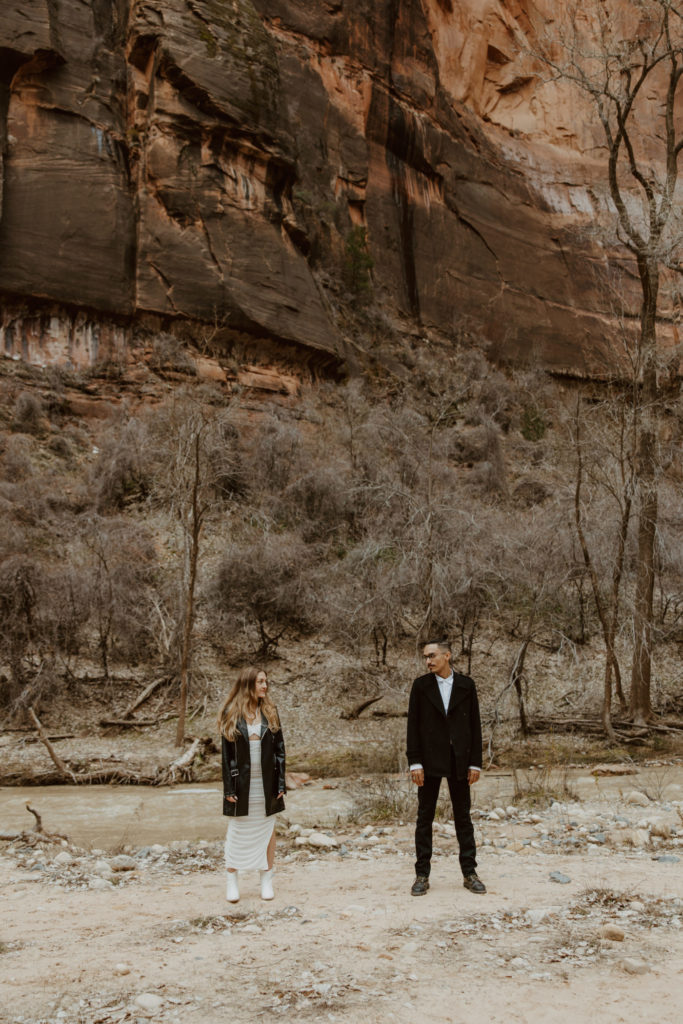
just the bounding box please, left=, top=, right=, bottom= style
left=406, top=672, right=483, bottom=779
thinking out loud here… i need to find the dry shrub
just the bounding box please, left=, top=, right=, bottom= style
left=11, top=391, right=45, bottom=435
left=278, top=465, right=350, bottom=539
left=212, top=531, right=318, bottom=652
left=150, top=333, right=197, bottom=375
left=249, top=414, right=303, bottom=494
left=92, top=418, right=150, bottom=511
left=0, top=435, right=34, bottom=482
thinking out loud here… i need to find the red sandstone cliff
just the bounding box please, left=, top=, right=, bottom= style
left=0, top=1, right=666, bottom=374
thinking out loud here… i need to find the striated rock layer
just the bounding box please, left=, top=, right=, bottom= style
left=0, top=2, right=660, bottom=375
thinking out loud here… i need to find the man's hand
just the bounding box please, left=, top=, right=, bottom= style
left=468, top=768, right=480, bottom=786
left=410, top=768, right=424, bottom=787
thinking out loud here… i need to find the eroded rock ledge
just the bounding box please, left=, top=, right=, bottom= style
left=0, top=2, right=654, bottom=375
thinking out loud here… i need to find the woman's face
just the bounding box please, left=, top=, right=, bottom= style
left=255, top=671, right=268, bottom=700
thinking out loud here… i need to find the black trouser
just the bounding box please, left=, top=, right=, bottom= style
left=414, top=768, right=477, bottom=878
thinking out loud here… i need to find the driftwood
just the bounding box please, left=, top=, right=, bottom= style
left=340, top=696, right=383, bottom=720
left=98, top=718, right=160, bottom=729
left=0, top=803, right=70, bottom=846
left=122, top=676, right=171, bottom=718
left=28, top=706, right=215, bottom=786
left=529, top=715, right=683, bottom=737
left=156, top=736, right=216, bottom=785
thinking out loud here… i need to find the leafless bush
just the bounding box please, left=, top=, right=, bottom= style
left=278, top=465, right=350, bottom=540
left=0, top=435, right=34, bottom=482
left=92, top=418, right=150, bottom=511
left=11, top=391, right=45, bottom=435
left=249, top=414, right=304, bottom=494
left=78, top=516, right=157, bottom=674
left=211, top=531, right=318, bottom=653
left=207, top=417, right=247, bottom=499
left=150, top=333, right=197, bottom=376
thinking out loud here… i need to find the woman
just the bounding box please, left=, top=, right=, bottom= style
left=218, top=668, right=286, bottom=902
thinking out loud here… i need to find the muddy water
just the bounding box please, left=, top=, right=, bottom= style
left=0, top=781, right=356, bottom=849
left=1, top=765, right=680, bottom=851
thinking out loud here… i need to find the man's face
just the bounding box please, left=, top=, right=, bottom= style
left=423, top=644, right=451, bottom=678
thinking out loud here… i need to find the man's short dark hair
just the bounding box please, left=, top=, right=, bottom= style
left=424, top=638, right=451, bottom=652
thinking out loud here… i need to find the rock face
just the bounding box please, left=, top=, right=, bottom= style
left=0, top=1, right=658, bottom=373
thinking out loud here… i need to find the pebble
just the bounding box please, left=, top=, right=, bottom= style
left=92, top=860, right=113, bottom=878
left=549, top=872, right=571, bottom=884
left=296, top=831, right=339, bottom=849
left=625, top=791, right=650, bottom=807
left=526, top=906, right=561, bottom=926
left=89, top=877, right=114, bottom=890
left=134, top=993, right=164, bottom=1011
left=113, top=963, right=131, bottom=976
left=401, top=941, right=419, bottom=954
left=109, top=855, right=137, bottom=872
left=621, top=957, right=650, bottom=975
left=653, top=854, right=680, bottom=863
left=53, top=851, right=73, bottom=867
left=601, top=924, right=625, bottom=941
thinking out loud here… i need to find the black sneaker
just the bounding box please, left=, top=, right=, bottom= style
left=411, top=875, right=430, bottom=896
left=463, top=872, right=486, bottom=894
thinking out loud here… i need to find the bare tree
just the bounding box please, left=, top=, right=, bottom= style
left=147, top=394, right=242, bottom=745
left=537, top=0, right=683, bottom=724
left=571, top=393, right=635, bottom=737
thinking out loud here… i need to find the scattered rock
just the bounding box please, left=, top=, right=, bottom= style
left=549, top=872, right=571, bottom=885
left=53, top=851, right=73, bottom=867
left=295, top=831, right=338, bottom=849
left=526, top=906, right=561, bottom=926
left=653, top=854, right=680, bottom=863
left=113, top=963, right=131, bottom=976
left=92, top=860, right=113, bottom=878
left=625, top=791, right=650, bottom=807
left=591, top=764, right=637, bottom=776
left=89, top=877, right=114, bottom=891
left=649, top=822, right=673, bottom=839
left=601, top=924, right=625, bottom=941
left=109, top=855, right=137, bottom=872
left=621, top=957, right=650, bottom=975
left=134, top=993, right=164, bottom=1012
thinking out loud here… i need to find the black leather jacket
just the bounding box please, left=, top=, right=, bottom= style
left=221, top=713, right=286, bottom=817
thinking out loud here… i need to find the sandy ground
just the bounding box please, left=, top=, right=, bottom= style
left=2, top=775, right=683, bottom=1024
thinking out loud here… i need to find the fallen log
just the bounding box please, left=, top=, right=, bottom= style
left=98, top=718, right=160, bottom=729
left=29, top=708, right=77, bottom=781
left=122, top=676, right=171, bottom=718
left=340, top=696, right=383, bottom=720
left=156, top=736, right=216, bottom=785
left=28, top=706, right=215, bottom=786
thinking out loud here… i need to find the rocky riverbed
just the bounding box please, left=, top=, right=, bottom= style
left=2, top=773, right=683, bottom=1023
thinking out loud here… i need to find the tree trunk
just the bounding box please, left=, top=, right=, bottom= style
left=629, top=264, right=659, bottom=726
left=175, top=434, right=202, bottom=747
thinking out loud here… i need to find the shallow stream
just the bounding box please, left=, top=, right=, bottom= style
left=0, top=764, right=680, bottom=850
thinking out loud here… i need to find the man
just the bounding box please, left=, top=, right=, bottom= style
left=406, top=638, right=486, bottom=896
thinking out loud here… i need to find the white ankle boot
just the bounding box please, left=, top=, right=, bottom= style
left=260, top=868, right=274, bottom=901
left=226, top=871, right=239, bottom=903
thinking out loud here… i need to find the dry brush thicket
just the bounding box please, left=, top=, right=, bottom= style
left=1, top=347, right=683, bottom=737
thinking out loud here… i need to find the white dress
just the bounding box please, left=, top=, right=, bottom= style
left=224, top=726, right=275, bottom=871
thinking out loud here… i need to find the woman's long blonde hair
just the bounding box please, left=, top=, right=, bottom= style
left=217, top=667, right=280, bottom=740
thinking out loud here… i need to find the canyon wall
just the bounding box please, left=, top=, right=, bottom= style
left=0, top=1, right=663, bottom=375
